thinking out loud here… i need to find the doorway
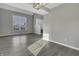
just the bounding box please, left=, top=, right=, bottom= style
left=34, top=18, right=43, bottom=35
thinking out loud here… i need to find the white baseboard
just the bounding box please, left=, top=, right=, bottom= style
left=44, top=39, right=79, bottom=51
left=0, top=32, right=34, bottom=37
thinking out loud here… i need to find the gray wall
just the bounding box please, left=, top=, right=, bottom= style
left=0, top=8, right=34, bottom=36
left=0, top=9, right=2, bottom=35
left=44, top=3, right=79, bottom=49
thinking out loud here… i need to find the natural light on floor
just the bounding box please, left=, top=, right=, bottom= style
left=43, top=33, right=49, bottom=41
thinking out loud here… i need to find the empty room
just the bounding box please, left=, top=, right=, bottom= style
left=0, top=3, right=79, bottom=56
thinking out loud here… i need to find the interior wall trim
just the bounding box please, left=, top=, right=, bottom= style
left=44, top=39, right=79, bottom=51
left=0, top=33, right=34, bottom=37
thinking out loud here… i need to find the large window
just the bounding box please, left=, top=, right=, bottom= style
left=13, top=15, right=27, bottom=31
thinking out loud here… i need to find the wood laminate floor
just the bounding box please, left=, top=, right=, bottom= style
left=0, top=34, right=79, bottom=56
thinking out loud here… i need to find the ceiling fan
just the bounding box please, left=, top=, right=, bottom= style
left=33, top=3, right=47, bottom=9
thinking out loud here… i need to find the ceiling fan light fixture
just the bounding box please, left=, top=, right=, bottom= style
left=33, top=3, right=47, bottom=9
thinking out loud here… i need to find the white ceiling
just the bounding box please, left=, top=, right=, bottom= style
left=0, top=3, right=63, bottom=15
left=45, top=3, right=63, bottom=9
left=0, top=3, right=33, bottom=15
